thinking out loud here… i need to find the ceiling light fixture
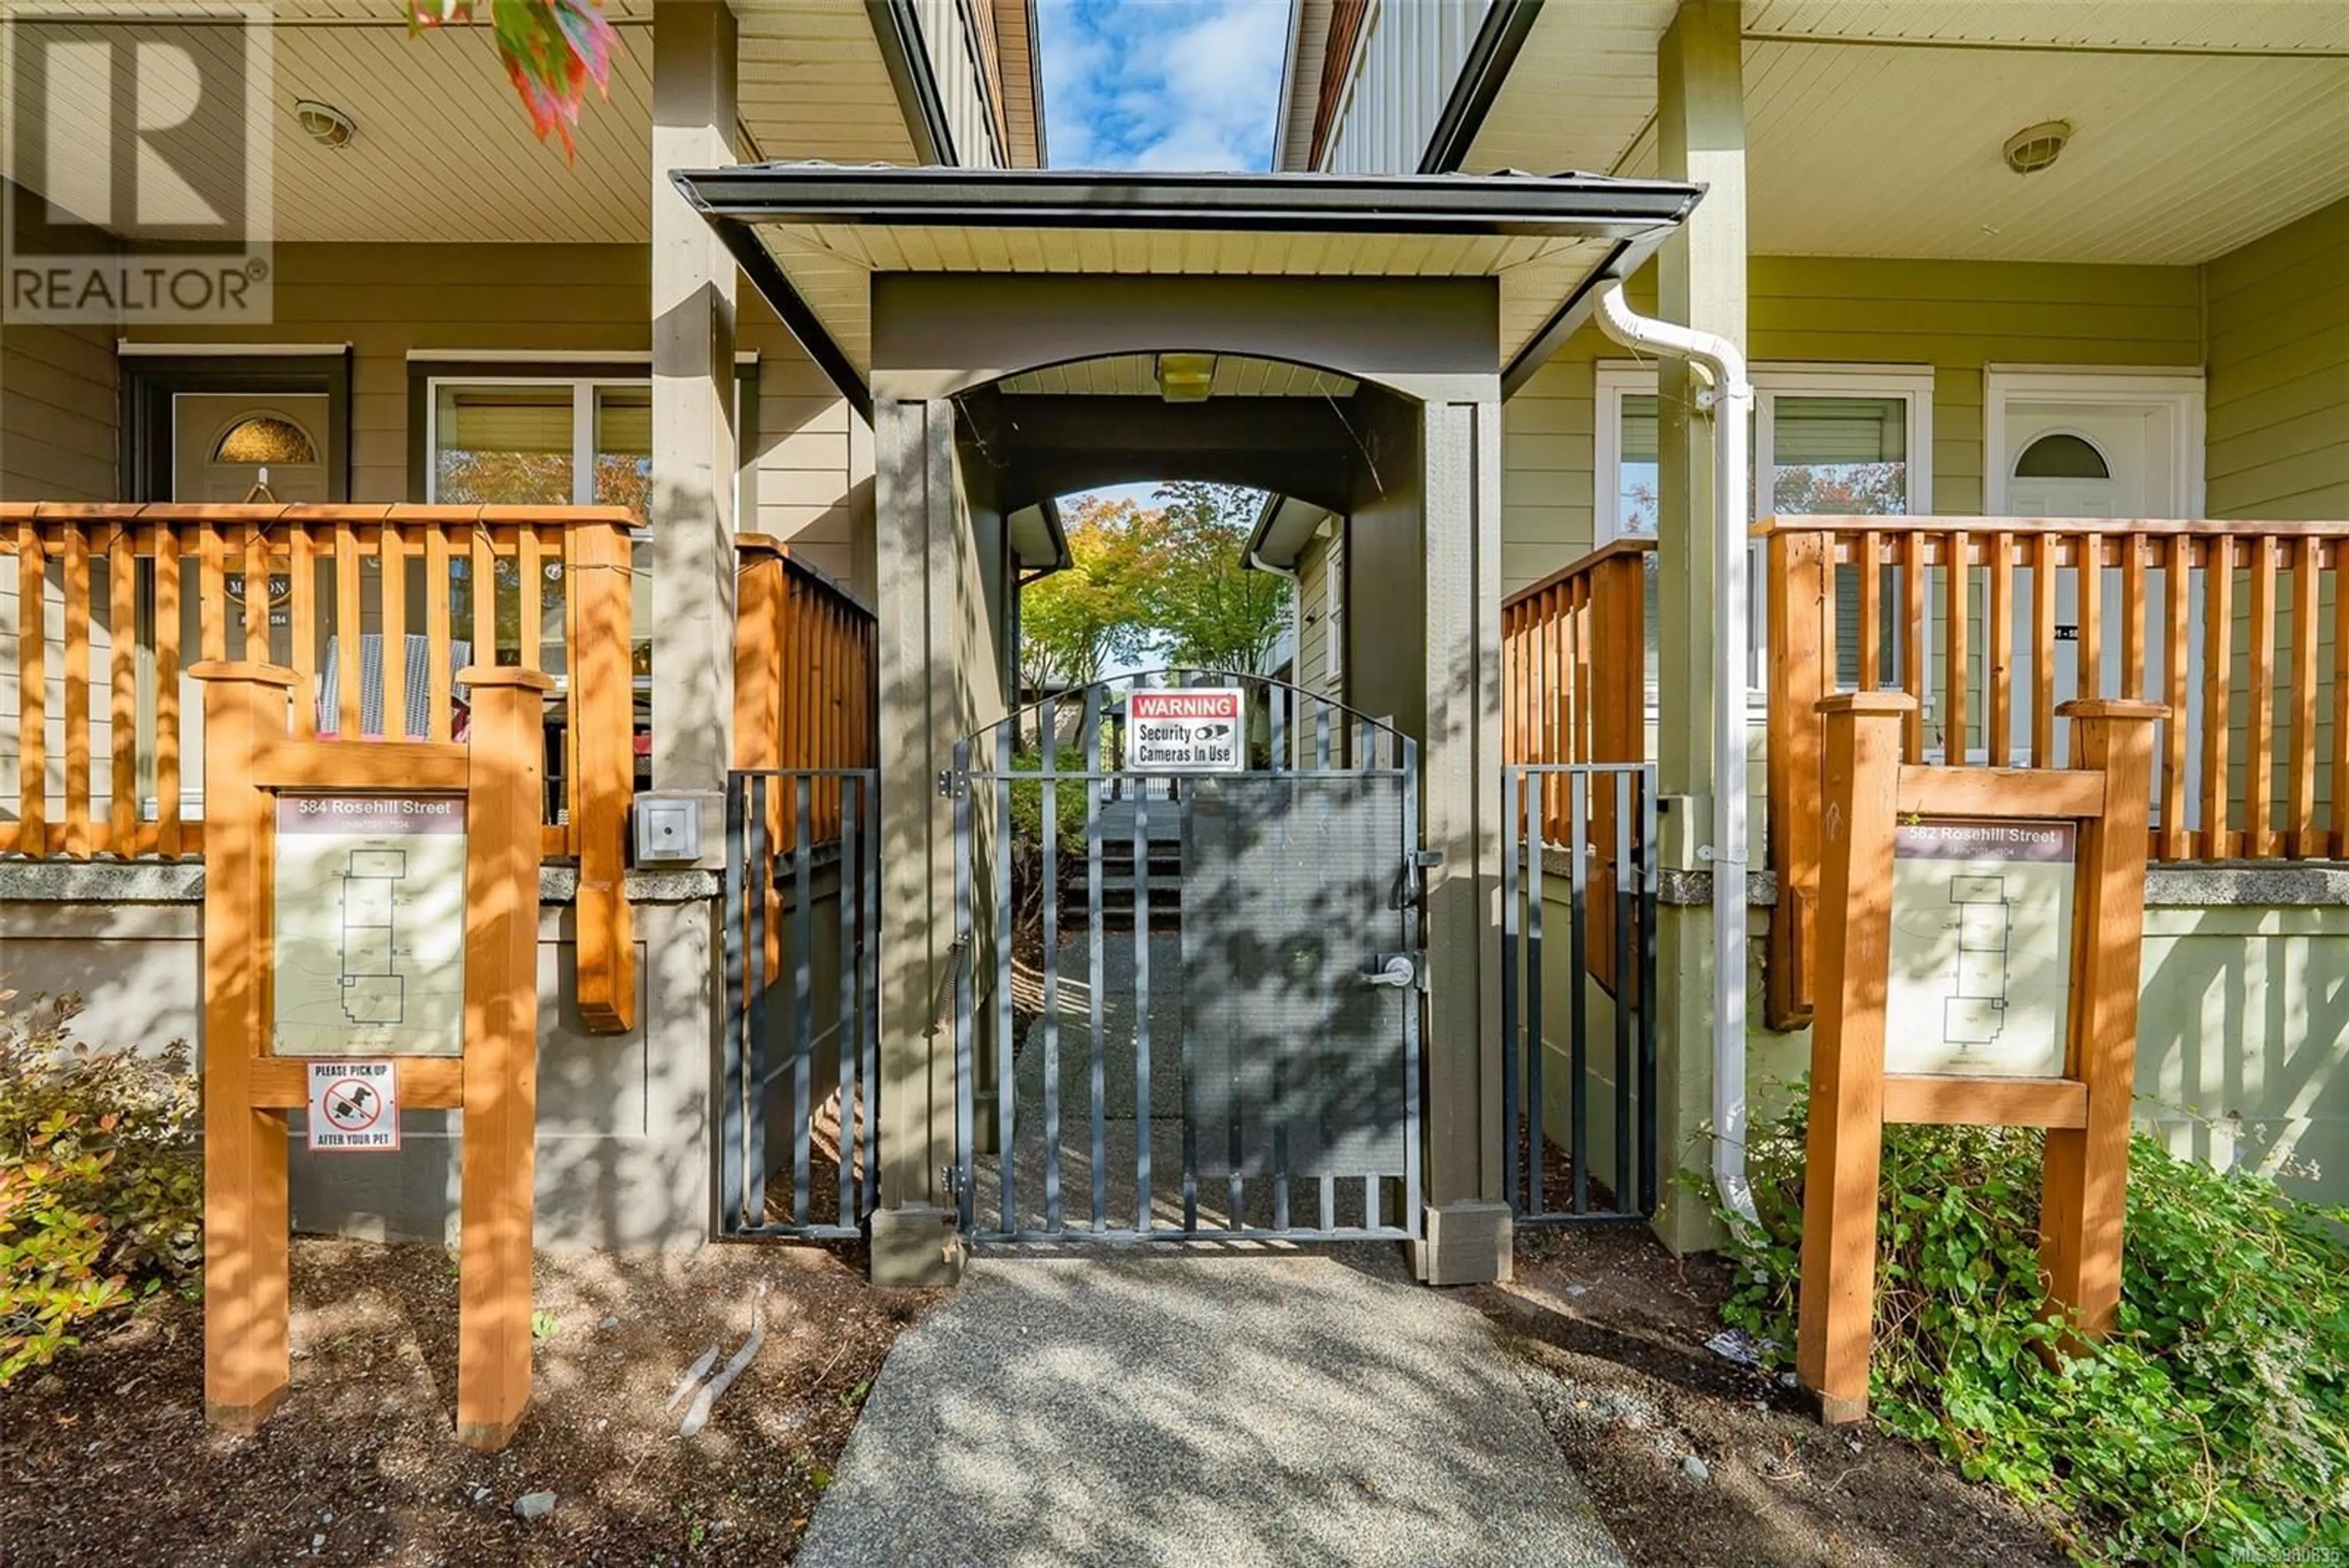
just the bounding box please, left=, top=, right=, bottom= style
left=1154, top=352, right=1217, bottom=404
left=2002, top=120, right=2071, bottom=176
left=295, top=100, right=357, bottom=150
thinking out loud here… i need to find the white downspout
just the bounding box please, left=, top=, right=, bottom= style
left=1249, top=547, right=1305, bottom=758
left=1592, top=282, right=1761, bottom=1230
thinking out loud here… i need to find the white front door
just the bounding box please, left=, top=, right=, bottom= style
left=1991, top=379, right=2200, bottom=773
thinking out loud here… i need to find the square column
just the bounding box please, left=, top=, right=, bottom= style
left=1653, top=0, right=1748, bottom=1252
left=868, top=396, right=968, bottom=1287
left=648, top=0, right=739, bottom=845
left=1412, top=392, right=1514, bottom=1285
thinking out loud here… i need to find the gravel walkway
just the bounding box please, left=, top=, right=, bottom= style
left=795, top=1250, right=1629, bottom=1568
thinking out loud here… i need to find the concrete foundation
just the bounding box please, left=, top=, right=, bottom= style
left=1410, top=1200, right=1514, bottom=1285
left=0, top=864, right=720, bottom=1249
left=868, top=1204, right=967, bottom=1287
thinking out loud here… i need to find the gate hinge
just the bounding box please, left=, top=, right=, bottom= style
left=937, top=770, right=965, bottom=798
left=941, top=1162, right=966, bottom=1202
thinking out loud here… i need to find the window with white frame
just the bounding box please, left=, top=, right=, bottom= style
left=1595, top=363, right=1934, bottom=691
left=426, top=374, right=759, bottom=687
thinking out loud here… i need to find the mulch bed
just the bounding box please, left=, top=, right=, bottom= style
left=0, top=1238, right=935, bottom=1567
left=1467, top=1225, right=2069, bottom=1568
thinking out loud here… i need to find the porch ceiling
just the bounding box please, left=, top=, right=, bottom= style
left=0, top=0, right=924, bottom=248
left=998, top=355, right=1359, bottom=399
left=670, top=164, right=1702, bottom=415
left=1458, top=0, right=2349, bottom=266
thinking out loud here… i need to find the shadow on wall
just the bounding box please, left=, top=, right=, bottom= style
left=2136, top=906, right=2349, bottom=1207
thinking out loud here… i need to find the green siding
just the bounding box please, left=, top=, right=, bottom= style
left=2205, top=196, right=2349, bottom=520
left=1501, top=255, right=2203, bottom=595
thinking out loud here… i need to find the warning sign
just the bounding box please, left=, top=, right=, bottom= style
left=306, top=1060, right=401, bottom=1152
left=1129, top=688, right=1244, bottom=773
left=1885, top=817, right=2076, bottom=1079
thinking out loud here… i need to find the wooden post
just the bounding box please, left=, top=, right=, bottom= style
left=565, top=521, right=636, bottom=1033
left=193, top=660, right=297, bottom=1432
left=1765, top=525, right=1829, bottom=1028
left=2040, top=697, right=2161, bottom=1338
left=1792, top=691, right=1910, bottom=1424
left=455, top=666, right=552, bottom=1451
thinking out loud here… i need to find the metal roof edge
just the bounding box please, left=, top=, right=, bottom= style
left=684, top=188, right=877, bottom=423
left=869, top=0, right=957, bottom=166
left=1500, top=226, right=1672, bottom=397
left=669, top=164, right=1704, bottom=239
left=1419, top=0, right=1545, bottom=175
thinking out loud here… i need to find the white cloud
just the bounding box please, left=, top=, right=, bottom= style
left=1037, top=0, right=1290, bottom=171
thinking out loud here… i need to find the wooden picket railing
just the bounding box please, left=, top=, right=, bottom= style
left=733, top=533, right=877, bottom=848
left=1501, top=538, right=1652, bottom=792
left=1501, top=538, right=1653, bottom=990
left=0, top=501, right=638, bottom=1030
left=1762, top=515, right=2349, bottom=1026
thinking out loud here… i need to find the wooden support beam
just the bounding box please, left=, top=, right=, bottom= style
left=1794, top=691, right=1910, bottom=1425
left=1881, top=1074, right=2087, bottom=1129
left=193, top=660, right=297, bottom=1433
left=1896, top=766, right=2105, bottom=821
left=2039, top=697, right=2161, bottom=1342
left=455, top=665, right=551, bottom=1452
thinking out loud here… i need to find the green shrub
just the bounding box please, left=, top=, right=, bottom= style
left=0, top=995, right=201, bottom=1384
left=1723, top=1097, right=2349, bottom=1566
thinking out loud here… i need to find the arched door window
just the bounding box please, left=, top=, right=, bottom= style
left=212, top=414, right=319, bottom=466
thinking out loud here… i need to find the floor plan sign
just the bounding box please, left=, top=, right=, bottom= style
left=273, top=793, right=467, bottom=1057
left=1885, top=816, right=2076, bottom=1078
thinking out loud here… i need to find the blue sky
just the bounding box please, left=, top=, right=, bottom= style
left=1037, top=0, right=1290, bottom=172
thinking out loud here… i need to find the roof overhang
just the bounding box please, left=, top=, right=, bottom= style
left=1246, top=493, right=1337, bottom=573
left=670, top=164, right=1704, bottom=418
left=1009, top=496, right=1071, bottom=576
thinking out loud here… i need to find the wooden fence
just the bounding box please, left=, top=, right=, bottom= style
left=0, top=501, right=637, bottom=1030
left=1501, top=539, right=1653, bottom=989
left=1764, top=515, right=2349, bottom=1024
left=1501, top=538, right=1652, bottom=802
left=733, top=533, right=877, bottom=847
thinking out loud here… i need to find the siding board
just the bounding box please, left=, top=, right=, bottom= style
left=2206, top=198, right=2349, bottom=521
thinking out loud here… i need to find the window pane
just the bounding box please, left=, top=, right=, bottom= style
left=433, top=385, right=573, bottom=504
left=593, top=387, right=652, bottom=523
left=1770, top=395, right=1907, bottom=515
left=1618, top=393, right=1659, bottom=536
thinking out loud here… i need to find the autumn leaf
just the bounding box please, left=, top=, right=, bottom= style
left=404, top=0, right=618, bottom=161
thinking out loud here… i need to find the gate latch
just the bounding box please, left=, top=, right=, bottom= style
left=1399, top=848, right=1444, bottom=908
left=1363, top=952, right=1425, bottom=990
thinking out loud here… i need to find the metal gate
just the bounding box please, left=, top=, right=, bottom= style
left=719, top=768, right=880, bottom=1238
left=948, top=672, right=1423, bottom=1243
left=1501, top=762, right=1660, bottom=1223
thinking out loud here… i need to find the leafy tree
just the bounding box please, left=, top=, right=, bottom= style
left=1020, top=483, right=1291, bottom=694
left=1019, top=496, right=1155, bottom=694
left=1130, top=481, right=1290, bottom=674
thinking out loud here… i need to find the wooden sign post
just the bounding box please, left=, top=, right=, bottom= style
left=1795, top=692, right=2162, bottom=1424
left=193, top=660, right=551, bottom=1451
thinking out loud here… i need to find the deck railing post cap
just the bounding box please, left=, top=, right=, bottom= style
left=187, top=660, right=299, bottom=688
left=1816, top=691, right=1916, bottom=718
